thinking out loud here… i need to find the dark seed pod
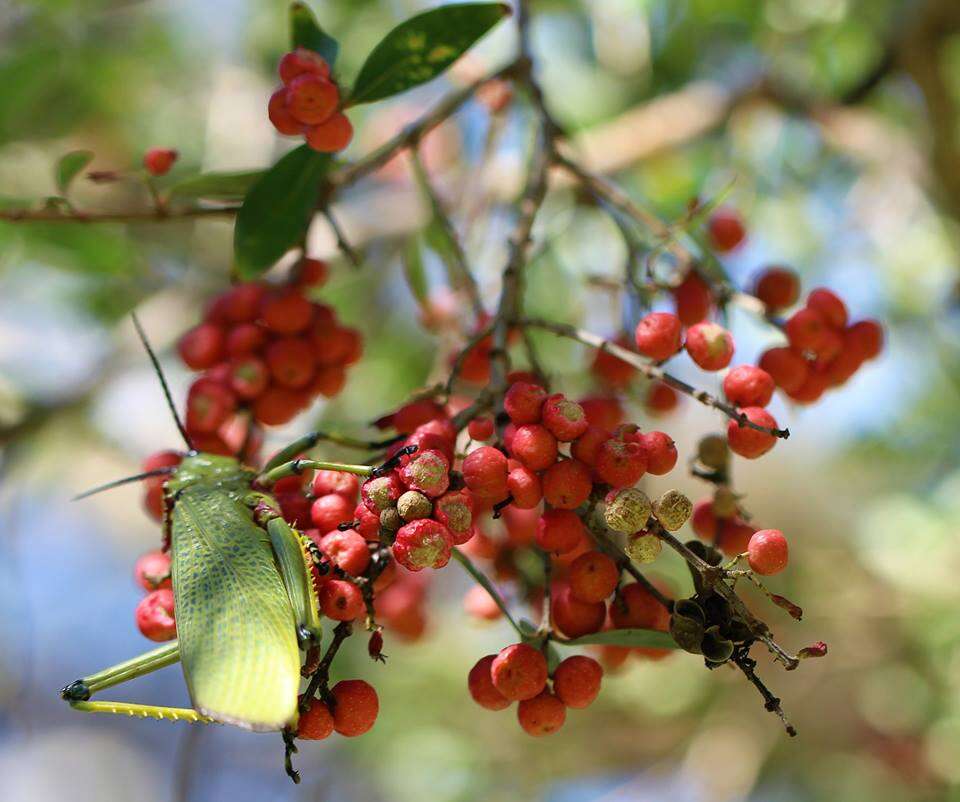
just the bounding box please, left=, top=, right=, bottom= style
left=724, top=618, right=754, bottom=644
left=670, top=599, right=706, bottom=654
left=701, top=593, right=733, bottom=627
left=701, top=625, right=735, bottom=664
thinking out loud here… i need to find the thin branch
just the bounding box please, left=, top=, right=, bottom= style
left=322, top=206, right=361, bottom=268
left=522, top=317, right=790, bottom=440
left=409, top=149, right=485, bottom=321
left=451, top=547, right=524, bottom=637
left=731, top=647, right=797, bottom=737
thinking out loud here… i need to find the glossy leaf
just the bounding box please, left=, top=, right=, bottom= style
left=55, top=150, right=94, bottom=195
left=290, top=2, right=339, bottom=66
left=559, top=628, right=678, bottom=650
left=169, top=170, right=264, bottom=202
left=347, top=3, right=510, bottom=107
left=233, top=145, right=331, bottom=279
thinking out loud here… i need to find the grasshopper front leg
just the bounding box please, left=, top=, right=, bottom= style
left=61, top=640, right=213, bottom=724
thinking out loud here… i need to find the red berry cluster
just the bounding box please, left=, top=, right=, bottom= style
left=268, top=49, right=353, bottom=153
left=132, top=548, right=176, bottom=641
left=176, top=261, right=361, bottom=452
left=297, top=679, right=379, bottom=740
left=468, top=646, right=604, bottom=736
left=753, top=267, right=884, bottom=404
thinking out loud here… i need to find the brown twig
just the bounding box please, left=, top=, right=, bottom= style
left=521, top=317, right=790, bottom=439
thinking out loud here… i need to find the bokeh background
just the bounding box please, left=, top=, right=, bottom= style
left=1, top=0, right=959, bottom=800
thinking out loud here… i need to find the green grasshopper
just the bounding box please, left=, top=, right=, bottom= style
left=60, top=318, right=378, bottom=755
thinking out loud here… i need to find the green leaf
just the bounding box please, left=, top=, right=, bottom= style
left=401, top=236, right=429, bottom=304
left=169, top=170, right=264, bottom=202
left=290, top=1, right=339, bottom=66
left=347, top=3, right=511, bottom=107
left=559, top=628, right=678, bottom=650
left=233, top=145, right=331, bottom=279
left=55, top=150, right=94, bottom=195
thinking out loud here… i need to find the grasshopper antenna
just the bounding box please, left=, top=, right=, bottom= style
left=73, top=467, right=176, bottom=501
left=131, top=312, right=192, bottom=449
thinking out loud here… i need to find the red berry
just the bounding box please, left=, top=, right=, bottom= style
left=228, top=356, right=269, bottom=400
left=134, top=550, right=172, bottom=591
left=594, top=438, right=647, bottom=488
left=260, top=289, right=313, bottom=334
left=319, top=579, right=363, bottom=620
left=305, top=113, right=353, bottom=153
left=691, top=499, right=719, bottom=539
left=319, top=529, right=370, bottom=576
left=517, top=691, right=566, bottom=736
left=504, top=381, right=547, bottom=424
left=754, top=267, right=800, bottom=311
left=785, top=370, right=830, bottom=404
left=610, top=582, right=662, bottom=629
left=551, top=584, right=605, bottom=637
left=265, top=337, right=315, bottom=389
left=143, top=148, right=178, bottom=176
left=217, top=284, right=269, bottom=323
left=141, top=450, right=181, bottom=491
left=278, top=48, right=330, bottom=84
left=185, top=378, right=236, bottom=434
left=432, top=489, right=475, bottom=545
left=490, top=643, right=548, bottom=702
left=360, top=473, right=404, bottom=512
left=135, top=588, right=176, bottom=641
left=541, top=459, right=592, bottom=510
left=553, top=655, right=603, bottom=708
left=541, top=395, right=589, bottom=442
left=506, top=462, right=543, bottom=509
left=268, top=88, right=305, bottom=135
left=398, top=448, right=450, bottom=498
left=354, top=503, right=380, bottom=540
left=673, top=272, right=713, bottom=326
left=462, top=446, right=509, bottom=500
left=727, top=406, right=778, bottom=459
left=330, top=679, right=378, bottom=736
left=806, top=288, right=848, bottom=329
left=758, top=347, right=809, bottom=393
left=286, top=73, right=338, bottom=125
left=310, top=493, right=354, bottom=532
left=252, top=386, right=307, bottom=425
left=296, top=257, right=329, bottom=288
left=225, top=323, right=267, bottom=357
left=717, top=517, right=755, bottom=557
left=178, top=323, right=225, bottom=370
left=785, top=307, right=828, bottom=353
left=685, top=322, right=734, bottom=371
left=634, top=312, right=682, bottom=361
left=645, top=382, right=678, bottom=415
left=384, top=399, right=445, bottom=434
left=723, top=365, right=775, bottom=407
left=508, top=424, right=558, bottom=472
left=536, top=509, right=584, bottom=554
left=708, top=207, right=746, bottom=252
left=747, top=528, right=788, bottom=575
left=570, top=424, right=610, bottom=467
left=297, top=697, right=334, bottom=739
left=467, top=416, right=495, bottom=441
left=590, top=336, right=636, bottom=388
left=846, top=319, right=883, bottom=361
left=393, top=519, right=453, bottom=571
left=638, top=431, right=677, bottom=475
left=143, top=483, right=164, bottom=521
left=311, top=469, right=360, bottom=500
left=468, top=655, right=511, bottom=710
left=568, top=551, right=618, bottom=603
left=578, top=395, right=624, bottom=430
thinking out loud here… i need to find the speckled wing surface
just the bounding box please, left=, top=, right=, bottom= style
left=171, top=485, right=300, bottom=731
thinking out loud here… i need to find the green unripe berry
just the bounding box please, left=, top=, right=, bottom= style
left=397, top=490, right=433, bottom=522
left=379, top=507, right=402, bottom=532
left=652, top=489, right=692, bottom=531
left=697, top=434, right=728, bottom=470
left=624, top=531, right=661, bottom=564
left=603, top=488, right=651, bottom=533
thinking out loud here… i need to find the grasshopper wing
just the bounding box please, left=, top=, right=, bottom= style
left=171, top=485, right=301, bottom=731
